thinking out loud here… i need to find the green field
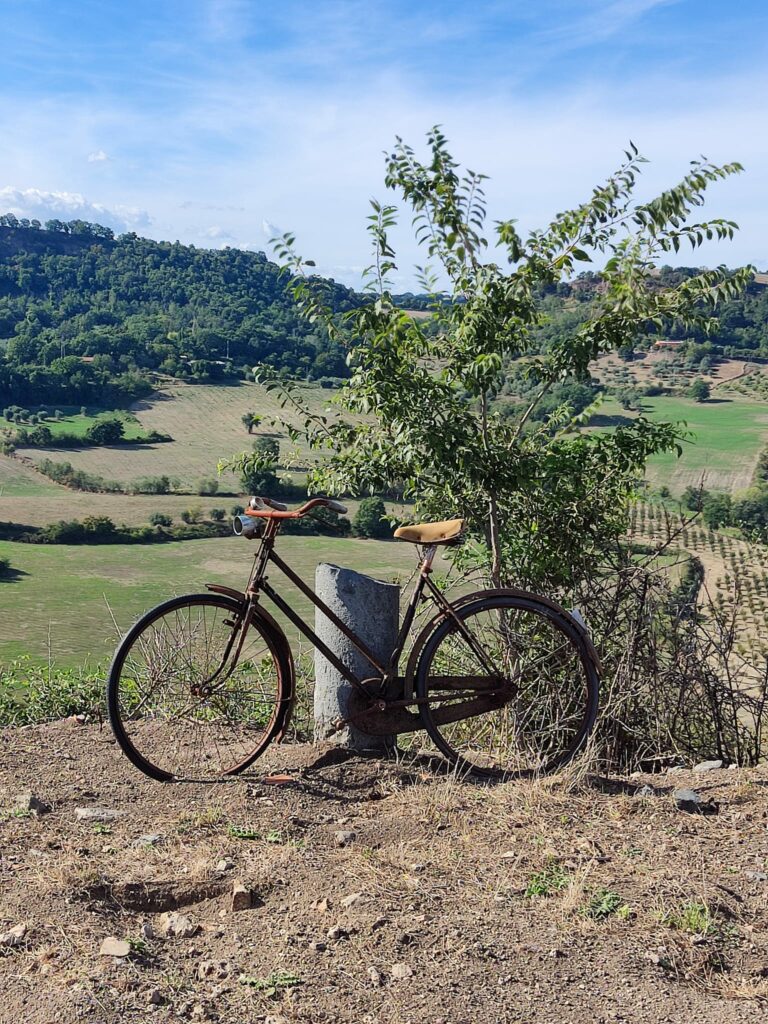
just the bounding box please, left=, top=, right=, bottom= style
left=0, top=534, right=441, bottom=668
left=592, top=395, right=768, bottom=495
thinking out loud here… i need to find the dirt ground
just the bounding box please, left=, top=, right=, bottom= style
left=1, top=722, right=767, bottom=1024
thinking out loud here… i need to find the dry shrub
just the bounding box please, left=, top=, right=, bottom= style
left=575, top=546, right=768, bottom=770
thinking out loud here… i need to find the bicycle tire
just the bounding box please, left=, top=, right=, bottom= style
left=107, top=593, right=289, bottom=782
left=415, top=592, right=599, bottom=779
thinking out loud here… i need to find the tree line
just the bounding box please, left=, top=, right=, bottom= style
left=0, top=219, right=360, bottom=406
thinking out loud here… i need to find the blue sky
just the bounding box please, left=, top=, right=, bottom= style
left=0, top=0, right=766, bottom=287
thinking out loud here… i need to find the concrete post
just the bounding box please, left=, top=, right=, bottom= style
left=313, top=562, right=400, bottom=753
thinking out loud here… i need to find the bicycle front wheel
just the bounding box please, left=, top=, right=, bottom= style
left=107, top=594, right=289, bottom=782
left=416, top=593, right=599, bottom=779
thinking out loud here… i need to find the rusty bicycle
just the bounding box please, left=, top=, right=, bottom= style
left=107, top=496, right=600, bottom=782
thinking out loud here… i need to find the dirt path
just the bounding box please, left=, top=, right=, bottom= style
left=1, top=724, right=767, bottom=1023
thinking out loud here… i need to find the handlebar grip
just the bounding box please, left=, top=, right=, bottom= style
left=249, top=496, right=288, bottom=512
left=327, top=500, right=348, bottom=514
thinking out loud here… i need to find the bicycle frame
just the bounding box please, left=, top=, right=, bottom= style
left=211, top=513, right=560, bottom=738
left=240, top=517, right=452, bottom=699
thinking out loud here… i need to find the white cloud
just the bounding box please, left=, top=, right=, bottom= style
left=261, top=219, right=282, bottom=239
left=0, top=186, right=151, bottom=232
left=202, top=225, right=234, bottom=240
left=87, top=149, right=110, bottom=163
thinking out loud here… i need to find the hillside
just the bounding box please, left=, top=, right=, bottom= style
left=0, top=221, right=359, bottom=407
left=1, top=725, right=767, bottom=1023
left=2, top=219, right=768, bottom=416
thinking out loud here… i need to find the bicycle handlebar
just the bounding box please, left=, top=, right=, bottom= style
left=233, top=495, right=349, bottom=537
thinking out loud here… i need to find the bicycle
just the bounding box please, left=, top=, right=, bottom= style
left=107, top=496, right=600, bottom=782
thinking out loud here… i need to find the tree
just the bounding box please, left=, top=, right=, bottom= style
left=241, top=412, right=261, bottom=434
left=236, top=129, right=748, bottom=591
left=354, top=497, right=390, bottom=538
left=253, top=435, right=279, bottom=462
left=240, top=435, right=280, bottom=495
left=85, top=417, right=124, bottom=444
left=702, top=492, right=732, bottom=529
left=209, top=507, right=226, bottom=521
left=688, top=378, right=711, bottom=402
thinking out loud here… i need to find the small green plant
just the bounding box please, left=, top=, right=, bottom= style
left=0, top=807, right=33, bottom=822
left=239, top=970, right=302, bottom=997
left=227, top=824, right=261, bottom=840
left=176, top=806, right=226, bottom=834
left=91, top=823, right=112, bottom=835
left=660, top=901, right=716, bottom=936
left=264, top=829, right=284, bottom=844
left=524, top=860, right=570, bottom=898
left=581, top=889, right=626, bottom=920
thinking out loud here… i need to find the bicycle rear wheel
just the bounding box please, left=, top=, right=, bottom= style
left=416, top=593, right=599, bottom=779
left=107, top=594, right=289, bottom=781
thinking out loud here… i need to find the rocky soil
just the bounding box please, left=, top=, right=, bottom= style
left=1, top=721, right=767, bottom=1023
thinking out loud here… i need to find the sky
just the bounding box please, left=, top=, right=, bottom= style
left=0, top=0, right=766, bottom=289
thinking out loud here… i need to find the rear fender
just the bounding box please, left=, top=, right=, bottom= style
left=206, top=583, right=296, bottom=740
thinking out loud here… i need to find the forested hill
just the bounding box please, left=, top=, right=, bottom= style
left=1, top=216, right=767, bottom=409
left=0, top=219, right=360, bottom=406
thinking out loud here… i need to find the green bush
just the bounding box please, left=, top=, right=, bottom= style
left=0, top=658, right=104, bottom=726
left=85, top=416, right=125, bottom=445
left=149, top=512, right=173, bottom=527
left=132, top=475, right=172, bottom=495
left=354, top=497, right=390, bottom=538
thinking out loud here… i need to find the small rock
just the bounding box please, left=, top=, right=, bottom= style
left=157, top=912, right=198, bottom=938
left=197, top=960, right=230, bottom=980
left=390, top=962, right=413, bottom=980
left=313, top=898, right=331, bottom=913
left=746, top=871, right=768, bottom=882
left=409, top=863, right=425, bottom=874
left=499, top=850, right=516, bottom=860
left=140, top=921, right=154, bottom=941
left=0, top=923, right=27, bottom=948
left=673, top=788, right=719, bottom=815
left=75, top=807, right=124, bottom=823
left=309, top=941, right=327, bottom=953
left=231, top=884, right=251, bottom=913
left=14, top=792, right=51, bottom=816
left=100, top=936, right=130, bottom=957
left=132, top=834, right=163, bottom=848
left=635, top=784, right=655, bottom=798
left=549, top=948, right=565, bottom=958
left=216, top=858, right=235, bottom=873
left=335, top=830, right=356, bottom=847
left=341, top=892, right=363, bottom=909
left=327, top=924, right=347, bottom=940
left=146, top=989, right=163, bottom=1006
left=693, top=759, right=723, bottom=773
left=367, top=966, right=382, bottom=987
